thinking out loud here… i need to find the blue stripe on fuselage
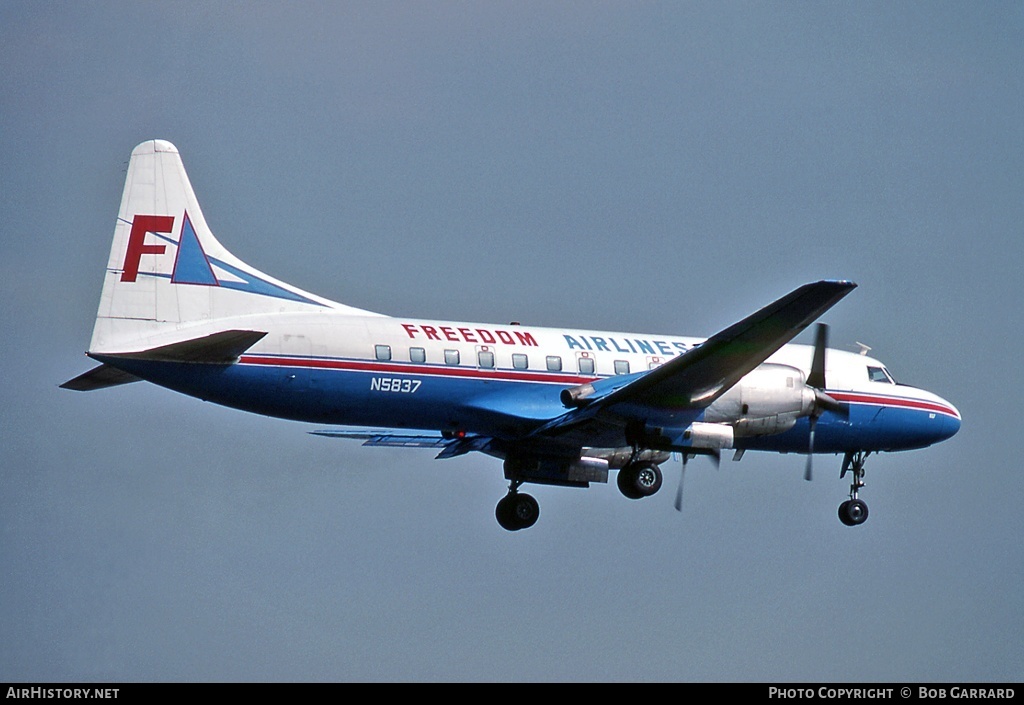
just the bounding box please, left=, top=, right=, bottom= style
left=91, top=356, right=959, bottom=454
left=736, top=400, right=960, bottom=453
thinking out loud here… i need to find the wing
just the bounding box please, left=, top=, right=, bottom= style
left=531, top=280, right=857, bottom=447
left=314, top=281, right=856, bottom=456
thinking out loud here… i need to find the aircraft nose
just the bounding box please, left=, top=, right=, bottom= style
left=921, top=393, right=958, bottom=442
left=935, top=398, right=961, bottom=441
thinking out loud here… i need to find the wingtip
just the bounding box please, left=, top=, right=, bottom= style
left=803, top=280, right=858, bottom=302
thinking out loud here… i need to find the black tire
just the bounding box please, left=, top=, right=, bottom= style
left=632, top=462, right=663, bottom=497
left=838, top=498, right=869, bottom=526
left=617, top=466, right=642, bottom=500
left=511, top=493, right=539, bottom=530
left=495, top=492, right=539, bottom=531
left=620, top=461, right=662, bottom=498
left=838, top=500, right=853, bottom=526
left=839, top=498, right=856, bottom=524
left=496, top=494, right=518, bottom=531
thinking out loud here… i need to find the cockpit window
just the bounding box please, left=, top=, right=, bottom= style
left=867, top=366, right=895, bottom=384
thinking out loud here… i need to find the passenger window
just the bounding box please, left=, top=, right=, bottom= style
left=578, top=357, right=595, bottom=375
left=478, top=350, right=495, bottom=368
left=512, top=353, right=528, bottom=370
left=445, top=349, right=460, bottom=366
left=409, top=347, right=426, bottom=363
left=375, top=344, right=391, bottom=361
left=546, top=355, right=562, bottom=372
left=614, top=360, right=630, bottom=375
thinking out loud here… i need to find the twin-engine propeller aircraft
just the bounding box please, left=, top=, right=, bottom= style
left=64, top=140, right=961, bottom=531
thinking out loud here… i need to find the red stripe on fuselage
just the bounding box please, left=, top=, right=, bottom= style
left=235, top=355, right=959, bottom=418
left=238, top=354, right=594, bottom=386
left=830, top=391, right=960, bottom=419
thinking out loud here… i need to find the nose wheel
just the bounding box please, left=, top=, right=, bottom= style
left=838, top=451, right=869, bottom=526
left=839, top=498, right=868, bottom=526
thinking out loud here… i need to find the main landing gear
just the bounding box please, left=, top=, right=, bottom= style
left=493, top=456, right=666, bottom=531
left=838, top=450, right=869, bottom=526
left=616, top=460, right=664, bottom=500
left=495, top=481, right=540, bottom=532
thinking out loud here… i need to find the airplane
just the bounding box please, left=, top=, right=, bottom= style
left=63, top=139, right=961, bottom=531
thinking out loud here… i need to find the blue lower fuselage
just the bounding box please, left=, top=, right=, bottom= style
left=96, top=352, right=961, bottom=457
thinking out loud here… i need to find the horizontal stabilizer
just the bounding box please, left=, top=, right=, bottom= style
left=310, top=428, right=493, bottom=460
left=310, top=429, right=450, bottom=449
left=60, top=363, right=142, bottom=391
left=64, top=329, right=268, bottom=391
left=95, top=329, right=268, bottom=364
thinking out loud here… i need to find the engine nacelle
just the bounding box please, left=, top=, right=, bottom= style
left=625, top=420, right=735, bottom=450
left=682, top=421, right=735, bottom=449
left=504, top=455, right=609, bottom=486
left=703, top=363, right=815, bottom=437
left=583, top=447, right=671, bottom=469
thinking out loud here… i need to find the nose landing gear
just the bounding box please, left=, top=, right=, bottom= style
left=838, top=451, right=870, bottom=526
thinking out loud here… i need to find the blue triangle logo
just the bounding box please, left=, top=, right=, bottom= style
left=171, top=213, right=218, bottom=285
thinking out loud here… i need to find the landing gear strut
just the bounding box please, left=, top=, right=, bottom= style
left=495, top=481, right=539, bottom=532
left=838, top=451, right=869, bottom=526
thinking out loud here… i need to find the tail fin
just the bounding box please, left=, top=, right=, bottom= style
left=88, top=139, right=377, bottom=354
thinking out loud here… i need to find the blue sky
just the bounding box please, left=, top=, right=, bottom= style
left=2, top=2, right=1021, bottom=681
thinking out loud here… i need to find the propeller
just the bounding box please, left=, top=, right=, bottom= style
left=803, top=323, right=848, bottom=481
left=674, top=449, right=719, bottom=513
left=805, top=416, right=817, bottom=482
left=674, top=455, right=687, bottom=512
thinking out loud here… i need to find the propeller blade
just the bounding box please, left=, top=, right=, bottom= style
left=807, top=323, right=828, bottom=390
left=804, top=416, right=816, bottom=481
left=674, top=456, right=687, bottom=512
left=708, top=448, right=721, bottom=470
left=814, top=389, right=848, bottom=416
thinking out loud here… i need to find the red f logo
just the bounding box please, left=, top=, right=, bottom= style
left=121, top=215, right=175, bottom=282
